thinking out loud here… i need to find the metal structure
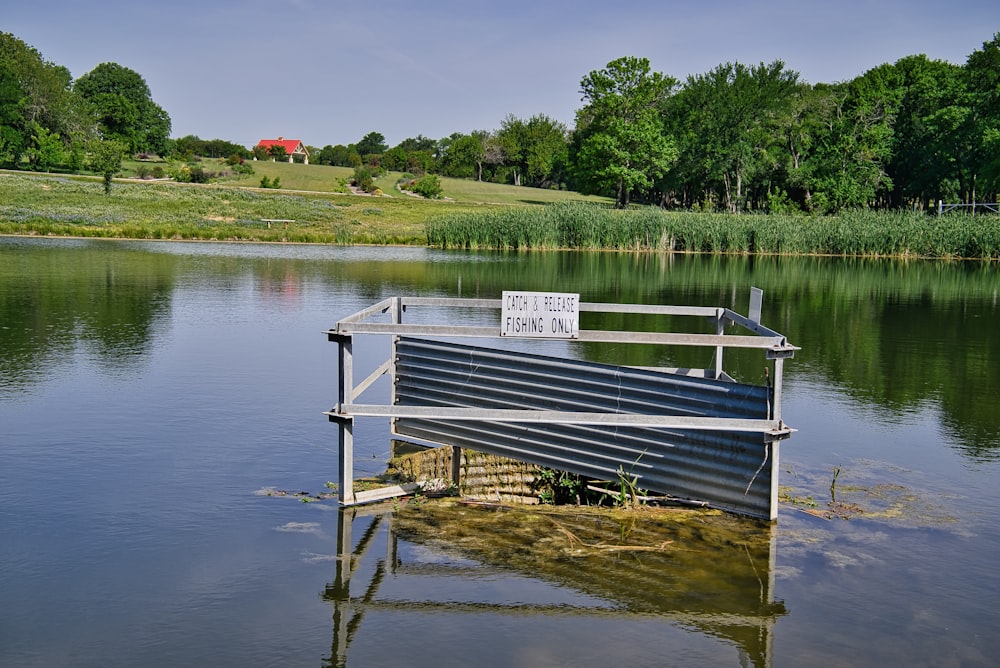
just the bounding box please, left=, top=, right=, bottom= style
left=937, top=200, right=1000, bottom=215
left=326, top=294, right=797, bottom=520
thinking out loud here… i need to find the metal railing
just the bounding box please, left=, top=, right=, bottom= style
left=326, top=293, right=797, bottom=520
left=938, top=200, right=1000, bottom=215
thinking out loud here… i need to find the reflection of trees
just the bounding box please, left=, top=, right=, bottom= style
left=307, top=251, right=997, bottom=460
left=5, top=239, right=995, bottom=459
left=0, top=240, right=176, bottom=394
left=323, top=505, right=784, bottom=668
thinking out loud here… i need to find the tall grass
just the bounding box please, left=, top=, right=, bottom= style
left=426, top=203, right=1000, bottom=259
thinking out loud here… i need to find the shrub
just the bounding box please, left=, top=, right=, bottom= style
left=188, top=166, right=210, bottom=183
left=410, top=173, right=442, bottom=199
left=352, top=165, right=376, bottom=193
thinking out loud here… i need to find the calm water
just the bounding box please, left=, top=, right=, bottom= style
left=1, top=236, right=997, bottom=667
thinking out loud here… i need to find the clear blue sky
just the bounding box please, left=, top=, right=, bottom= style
left=5, top=0, right=999, bottom=149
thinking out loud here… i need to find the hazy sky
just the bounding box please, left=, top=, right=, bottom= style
left=5, top=0, right=999, bottom=149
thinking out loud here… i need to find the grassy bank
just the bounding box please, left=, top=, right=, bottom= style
left=2, top=167, right=998, bottom=258
left=427, top=203, right=1000, bottom=259
left=0, top=161, right=605, bottom=244
left=0, top=171, right=495, bottom=244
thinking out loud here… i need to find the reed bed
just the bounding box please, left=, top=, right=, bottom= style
left=426, top=203, right=1000, bottom=259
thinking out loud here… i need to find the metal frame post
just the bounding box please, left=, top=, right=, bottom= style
left=714, top=308, right=726, bottom=380
left=330, top=332, right=355, bottom=505
left=390, top=298, right=402, bottom=433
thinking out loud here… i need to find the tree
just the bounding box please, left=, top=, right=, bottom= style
left=87, top=137, right=127, bottom=195
left=172, top=135, right=249, bottom=160
left=0, top=32, right=88, bottom=167
left=27, top=121, right=63, bottom=171
left=381, top=146, right=408, bottom=171
left=0, top=66, right=25, bottom=165
left=524, top=114, right=569, bottom=187
left=882, top=55, right=973, bottom=208
left=440, top=131, right=495, bottom=180
left=317, top=144, right=351, bottom=166
left=572, top=57, right=678, bottom=207
left=965, top=33, right=1000, bottom=198
left=495, top=113, right=568, bottom=188
left=266, top=144, right=287, bottom=162
left=355, top=131, right=387, bottom=158
left=395, top=135, right=437, bottom=153
left=666, top=60, right=799, bottom=212
left=74, top=62, right=171, bottom=155
left=832, top=64, right=903, bottom=209
left=406, top=150, right=435, bottom=174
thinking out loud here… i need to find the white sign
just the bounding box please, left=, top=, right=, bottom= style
left=501, top=291, right=580, bottom=338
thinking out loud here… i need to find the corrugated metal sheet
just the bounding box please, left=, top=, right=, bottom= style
left=391, top=337, right=777, bottom=519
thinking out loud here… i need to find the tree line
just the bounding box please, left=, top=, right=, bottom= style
left=2, top=29, right=998, bottom=212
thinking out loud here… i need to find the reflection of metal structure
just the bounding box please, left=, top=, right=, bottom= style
left=327, top=294, right=797, bottom=520
left=324, top=505, right=785, bottom=668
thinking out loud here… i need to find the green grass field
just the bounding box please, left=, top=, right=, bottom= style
left=121, top=157, right=609, bottom=206
left=2, top=163, right=998, bottom=258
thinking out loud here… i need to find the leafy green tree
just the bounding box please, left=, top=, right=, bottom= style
left=0, top=32, right=88, bottom=167
left=440, top=131, right=495, bottom=180
left=524, top=114, right=569, bottom=188
left=882, top=55, right=977, bottom=208
left=27, top=122, right=63, bottom=171
left=172, top=135, right=249, bottom=160
left=667, top=60, right=798, bottom=212
left=965, top=32, right=1000, bottom=198
left=496, top=115, right=527, bottom=185
left=267, top=144, right=287, bottom=162
left=74, top=62, right=171, bottom=155
left=87, top=137, right=127, bottom=195
left=317, top=144, right=355, bottom=167
left=355, top=131, right=387, bottom=157
left=0, top=67, right=25, bottom=165
left=572, top=56, right=678, bottom=207
left=406, top=150, right=435, bottom=174
left=495, top=114, right=568, bottom=188
left=381, top=145, right=407, bottom=171
left=770, top=82, right=835, bottom=210
left=395, top=135, right=437, bottom=153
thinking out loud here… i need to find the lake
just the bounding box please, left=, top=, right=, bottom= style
left=1, top=236, right=997, bottom=667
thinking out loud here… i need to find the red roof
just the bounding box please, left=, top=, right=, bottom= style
left=255, top=137, right=306, bottom=154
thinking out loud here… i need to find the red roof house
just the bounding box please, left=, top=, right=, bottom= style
left=255, top=136, right=309, bottom=164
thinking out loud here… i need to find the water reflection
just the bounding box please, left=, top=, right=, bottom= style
left=0, top=239, right=175, bottom=394
left=2, top=237, right=996, bottom=458
left=324, top=503, right=784, bottom=668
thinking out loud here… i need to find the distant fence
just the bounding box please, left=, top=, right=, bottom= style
left=938, top=201, right=999, bottom=215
